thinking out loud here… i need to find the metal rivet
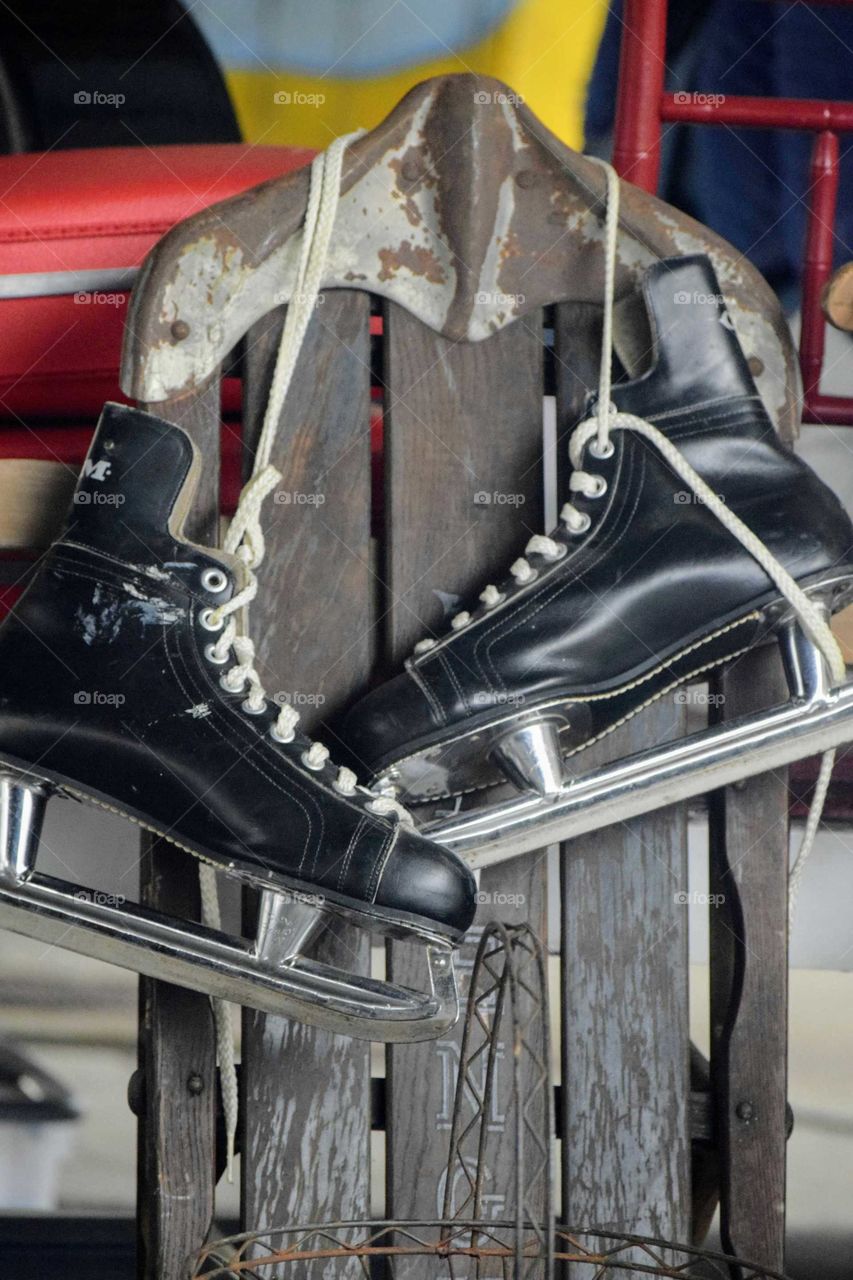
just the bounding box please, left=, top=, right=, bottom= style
left=516, top=169, right=538, bottom=189
left=171, top=319, right=190, bottom=342
left=241, top=698, right=267, bottom=716
left=199, top=608, right=224, bottom=632
left=400, top=157, right=422, bottom=183
left=588, top=438, right=615, bottom=460
left=187, top=1073, right=204, bottom=1096
left=748, top=355, right=764, bottom=377
left=270, top=723, right=296, bottom=745
left=201, top=567, right=228, bottom=594
left=735, top=1099, right=756, bottom=1122
left=127, top=1068, right=145, bottom=1117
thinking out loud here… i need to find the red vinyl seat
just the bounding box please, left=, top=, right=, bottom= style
left=0, top=142, right=387, bottom=610
left=0, top=144, right=312, bottom=419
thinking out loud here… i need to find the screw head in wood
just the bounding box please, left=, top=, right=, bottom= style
left=170, top=319, right=191, bottom=342
left=187, top=1072, right=205, bottom=1096
left=127, top=1068, right=145, bottom=1116
left=400, top=157, right=422, bottom=183
left=735, top=1099, right=756, bottom=1122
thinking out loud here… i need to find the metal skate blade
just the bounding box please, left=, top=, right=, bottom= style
left=490, top=720, right=565, bottom=797
left=0, top=871, right=460, bottom=1041
left=427, top=672, right=853, bottom=870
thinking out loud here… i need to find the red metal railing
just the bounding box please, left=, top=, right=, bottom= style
left=612, top=0, right=853, bottom=425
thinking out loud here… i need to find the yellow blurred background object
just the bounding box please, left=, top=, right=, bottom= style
left=194, top=0, right=608, bottom=150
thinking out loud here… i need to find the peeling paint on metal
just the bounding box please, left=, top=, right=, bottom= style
left=378, top=240, right=447, bottom=285
left=123, top=74, right=799, bottom=436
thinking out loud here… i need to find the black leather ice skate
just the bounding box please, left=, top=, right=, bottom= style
left=0, top=403, right=475, bottom=1040
left=341, top=170, right=853, bottom=870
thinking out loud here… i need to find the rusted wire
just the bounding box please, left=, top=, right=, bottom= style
left=191, top=1221, right=792, bottom=1280
left=191, top=924, right=793, bottom=1280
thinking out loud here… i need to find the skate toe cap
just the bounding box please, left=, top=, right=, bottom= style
left=339, top=671, right=437, bottom=779
left=376, top=828, right=477, bottom=940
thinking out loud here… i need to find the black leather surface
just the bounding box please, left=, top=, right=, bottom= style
left=340, top=256, right=853, bottom=787
left=0, top=404, right=475, bottom=938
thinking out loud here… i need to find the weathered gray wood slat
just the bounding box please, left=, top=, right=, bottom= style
left=710, top=649, right=789, bottom=1270
left=137, top=379, right=221, bottom=1280
left=383, top=303, right=550, bottom=1242
left=558, top=715, right=690, bottom=1243
left=553, top=304, right=691, bottom=1249
left=240, top=292, right=373, bottom=1262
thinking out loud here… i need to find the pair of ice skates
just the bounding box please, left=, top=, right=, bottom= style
left=1, top=163, right=852, bottom=1045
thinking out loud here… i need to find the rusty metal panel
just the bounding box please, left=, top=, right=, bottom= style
left=120, top=75, right=799, bottom=441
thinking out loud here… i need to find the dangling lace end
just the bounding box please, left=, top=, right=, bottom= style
left=789, top=747, right=835, bottom=928
left=197, top=862, right=240, bottom=1189
left=217, top=1001, right=239, bottom=1185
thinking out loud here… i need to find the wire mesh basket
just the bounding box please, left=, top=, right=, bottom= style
left=191, top=923, right=794, bottom=1280
left=193, top=1220, right=792, bottom=1280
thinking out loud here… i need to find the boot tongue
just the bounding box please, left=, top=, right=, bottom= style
left=64, top=402, right=202, bottom=558
left=612, top=255, right=758, bottom=419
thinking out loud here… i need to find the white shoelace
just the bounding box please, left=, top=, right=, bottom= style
left=197, top=130, right=410, bottom=1180
left=414, top=158, right=843, bottom=924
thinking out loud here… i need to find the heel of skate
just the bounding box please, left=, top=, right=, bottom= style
left=490, top=719, right=565, bottom=797
left=777, top=597, right=835, bottom=704
left=253, top=888, right=326, bottom=965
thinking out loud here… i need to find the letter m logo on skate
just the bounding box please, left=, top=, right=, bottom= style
left=82, top=458, right=113, bottom=482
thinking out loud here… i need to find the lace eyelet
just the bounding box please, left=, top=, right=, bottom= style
left=512, top=569, right=538, bottom=587
left=333, top=779, right=357, bottom=797
left=199, top=607, right=224, bottom=632
left=588, top=439, right=615, bottom=460
left=204, top=643, right=229, bottom=665
left=568, top=512, right=592, bottom=536
left=270, top=723, right=296, bottom=744
left=220, top=673, right=245, bottom=695
left=201, top=567, right=229, bottom=594
left=241, top=698, right=266, bottom=716
left=543, top=543, right=568, bottom=563
left=301, top=750, right=326, bottom=772
left=587, top=475, right=608, bottom=499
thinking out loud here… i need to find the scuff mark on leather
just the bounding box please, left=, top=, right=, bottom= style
left=74, top=583, right=184, bottom=645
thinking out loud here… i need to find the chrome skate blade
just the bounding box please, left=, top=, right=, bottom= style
left=426, top=627, right=853, bottom=870
left=490, top=720, right=565, bottom=797
left=0, top=870, right=459, bottom=1041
